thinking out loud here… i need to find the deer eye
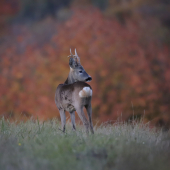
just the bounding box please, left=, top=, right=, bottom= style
left=79, top=71, right=82, bottom=73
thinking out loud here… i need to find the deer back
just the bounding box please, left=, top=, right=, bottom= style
left=55, top=81, right=92, bottom=113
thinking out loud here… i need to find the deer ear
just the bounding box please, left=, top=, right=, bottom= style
left=69, top=57, right=78, bottom=69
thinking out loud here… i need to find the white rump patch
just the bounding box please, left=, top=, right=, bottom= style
left=79, top=87, right=92, bottom=98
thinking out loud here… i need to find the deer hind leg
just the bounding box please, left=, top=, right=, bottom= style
left=76, top=106, right=89, bottom=134
left=85, top=104, right=94, bottom=134
left=69, top=111, right=76, bottom=130
left=59, top=109, right=66, bottom=132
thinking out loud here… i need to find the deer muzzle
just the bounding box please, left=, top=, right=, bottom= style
left=85, top=76, right=92, bottom=82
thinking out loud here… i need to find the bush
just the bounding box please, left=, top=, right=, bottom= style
left=91, top=0, right=108, bottom=10
left=18, top=0, right=72, bottom=20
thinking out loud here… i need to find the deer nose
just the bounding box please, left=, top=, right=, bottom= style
left=85, top=76, right=92, bottom=82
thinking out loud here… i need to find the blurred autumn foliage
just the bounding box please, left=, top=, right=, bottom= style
left=0, top=0, right=170, bottom=128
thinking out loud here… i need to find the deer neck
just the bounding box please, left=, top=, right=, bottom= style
left=64, top=71, right=76, bottom=84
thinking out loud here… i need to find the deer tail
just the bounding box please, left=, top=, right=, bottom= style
left=79, top=87, right=92, bottom=98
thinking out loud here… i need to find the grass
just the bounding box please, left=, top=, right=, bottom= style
left=0, top=118, right=170, bottom=170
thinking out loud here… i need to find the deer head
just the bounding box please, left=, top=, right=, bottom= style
left=65, top=49, right=92, bottom=84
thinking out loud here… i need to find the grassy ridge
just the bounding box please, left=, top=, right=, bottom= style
left=0, top=118, right=170, bottom=170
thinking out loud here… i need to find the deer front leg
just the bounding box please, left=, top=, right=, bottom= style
left=76, top=106, right=89, bottom=134
left=59, top=109, right=66, bottom=132
left=85, top=104, right=94, bottom=134
left=69, top=111, right=76, bottom=130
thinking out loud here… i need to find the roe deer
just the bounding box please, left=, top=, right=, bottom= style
left=55, top=49, right=94, bottom=134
